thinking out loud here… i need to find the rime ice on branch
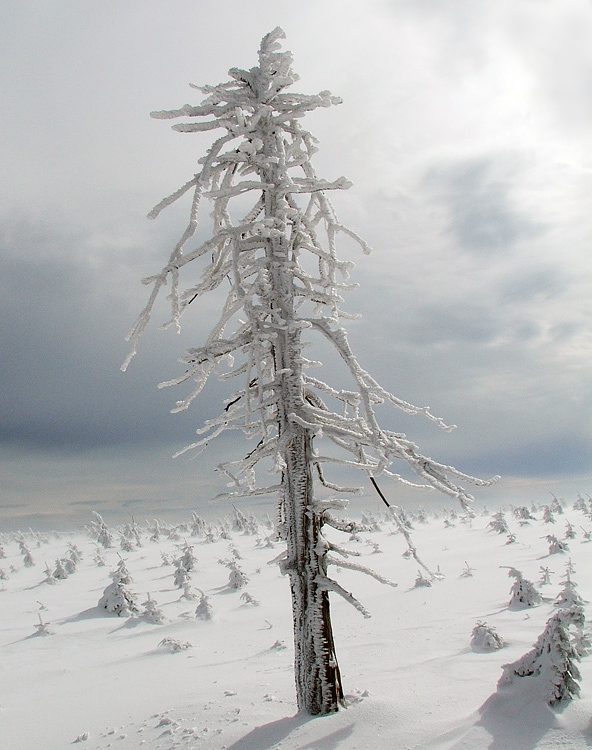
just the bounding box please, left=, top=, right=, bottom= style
left=123, top=27, right=497, bottom=714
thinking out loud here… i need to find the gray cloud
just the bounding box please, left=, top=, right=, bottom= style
left=0, top=217, right=222, bottom=452
left=425, top=158, right=544, bottom=256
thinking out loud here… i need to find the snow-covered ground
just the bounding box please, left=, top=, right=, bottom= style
left=1, top=499, right=591, bottom=750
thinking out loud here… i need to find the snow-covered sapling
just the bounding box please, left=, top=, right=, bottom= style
left=34, top=614, right=53, bottom=636
left=190, top=513, right=206, bottom=537
left=53, top=558, right=69, bottom=580
left=119, top=534, right=135, bottom=552
left=542, top=506, right=556, bottom=524
left=470, top=621, right=505, bottom=652
left=554, top=574, right=584, bottom=610
left=550, top=495, right=564, bottom=515
left=21, top=544, right=35, bottom=568
left=505, top=567, right=541, bottom=609
left=140, top=593, right=166, bottom=624
left=487, top=511, right=509, bottom=535
left=94, top=547, right=106, bottom=566
left=564, top=521, right=575, bottom=539
left=180, top=581, right=197, bottom=600
left=123, top=27, right=497, bottom=715
left=195, top=592, right=214, bottom=621
left=43, top=563, right=57, bottom=585
left=177, top=542, right=198, bottom=572
left=227, top=560, right=249, bottom=590
left=98, top=564, right=138, bottom=617
left=159, top=637, right=193, bottom=653
left=173, top=561, right=191, bottom=589
left=545, top=535, right=569, bottom=555
left=538, top=566, right=553, bottom=586
left=240, top=591, right=260, bottom=606
left=414, top=570, right=432, bottom=588
left=67, top=543, right=83, bottom=563
left=512, top=506, right=535, bottom=523
left=498, top=606, right=585, bottom=705
left=460, top=561, right=475, bottom=578
left=89, top=511, right=114, bottom=549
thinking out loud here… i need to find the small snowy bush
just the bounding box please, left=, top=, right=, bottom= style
left=506, top=567, right=541, bottom=610
left=470, top=621, right=505, bottom=652
left=498, top=606, right=584, bottom=705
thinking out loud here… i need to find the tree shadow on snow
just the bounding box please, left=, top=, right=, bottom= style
left=475, top=681, right=562, bottom=750
left=225, top=713, right=355, bottom=750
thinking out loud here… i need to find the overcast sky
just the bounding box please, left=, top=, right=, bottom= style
left=1, top=0, right=591, bottom=528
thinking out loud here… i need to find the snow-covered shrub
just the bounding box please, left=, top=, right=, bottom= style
left=487, top=511, right=509, bottom=535
left=43, top=563, right=57, bottom=585
left=550, top=496, right=564, bottom=515
left=545, top=535, right=569, bottom=555
left=67, top=543, right=83, bottom=563
left=190, top=513, right=206, bottom=537
left=542, top=506, right=555, bottom=524
left=227, top=560, right=249, bottom=589
left=140, top=593, right=166, bottom=624
left=173, top=561, right=190, bottom=589
left=470, top=621, right=505, bottom=652
left=195, top=593, right=213, bottom=621
left=21, top=544, right=35, bottom=567
left=98, top=564, right=138, bottom=617
left=512, top=506, right=535, bottom=523
left=88, top=511, right=113, bottom=548
left=538, top=566, right=553, bottom=586
left=498, top=606, right=585, bottom=705
left=33, top=614, right=53, bottom=636
left=119, top=534, right=135, bottom=552
left=159, top=637, right=193, bottom=653
left=506, top=567, right=541, bottom=609
left=414, top=570, right=432, bottom=588
left=460, top=561, right=475, bottom=578
left=94, top=547, right=106, bottom=566
left=53, top=558, right=69, bottom=580
left=554, top=575, right=584, bottom=609
left=177, top=543, right=197, bottom=572
left=240, top=591, right=260, bottom=606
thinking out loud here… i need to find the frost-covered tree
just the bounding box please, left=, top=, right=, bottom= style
left=470, top=621, right=505, bottom=652
left=195, top=592, right=214, bottom=621
left=545, top=534, right=569, bottom=555
left=505, top=567, right=541, bottom=610
left=123, top=28, right=496, bottom=714
left=88, top=511, right=114, bottom=549
left=554, top=573, right=584, bottom=610
left=498, top=606, right=585, bottom=705
left=487, top=511, right=509, bottom=535
left=98, top=566, right=138, bottom=617
left=140, top=593, right=166, bottom=624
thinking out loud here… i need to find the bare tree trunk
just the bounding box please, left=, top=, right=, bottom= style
left=262, top=151, right=343, bottom=714
left=283, top=425, right=344, bottom=714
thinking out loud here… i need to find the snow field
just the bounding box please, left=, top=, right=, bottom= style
left=1, top=501, right=591, bottom=749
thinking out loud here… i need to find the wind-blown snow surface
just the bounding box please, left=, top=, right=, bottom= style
left=2, top=501, right=591, bottom=750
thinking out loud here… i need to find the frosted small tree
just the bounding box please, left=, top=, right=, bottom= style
left=470, top=621, right=505, bottom=652
left=98, top=566, right=139, bottom=617
left=140, top=593, right=166, bottom=624
left=545, top=534, right=569, bottom=555
left=505, top=567, right=541, bottom=610
left=195, top=591, right=214, bottom=621
left=498, top=606, right=585, bottom=705
left=123, top=28, right=496, bottom=714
